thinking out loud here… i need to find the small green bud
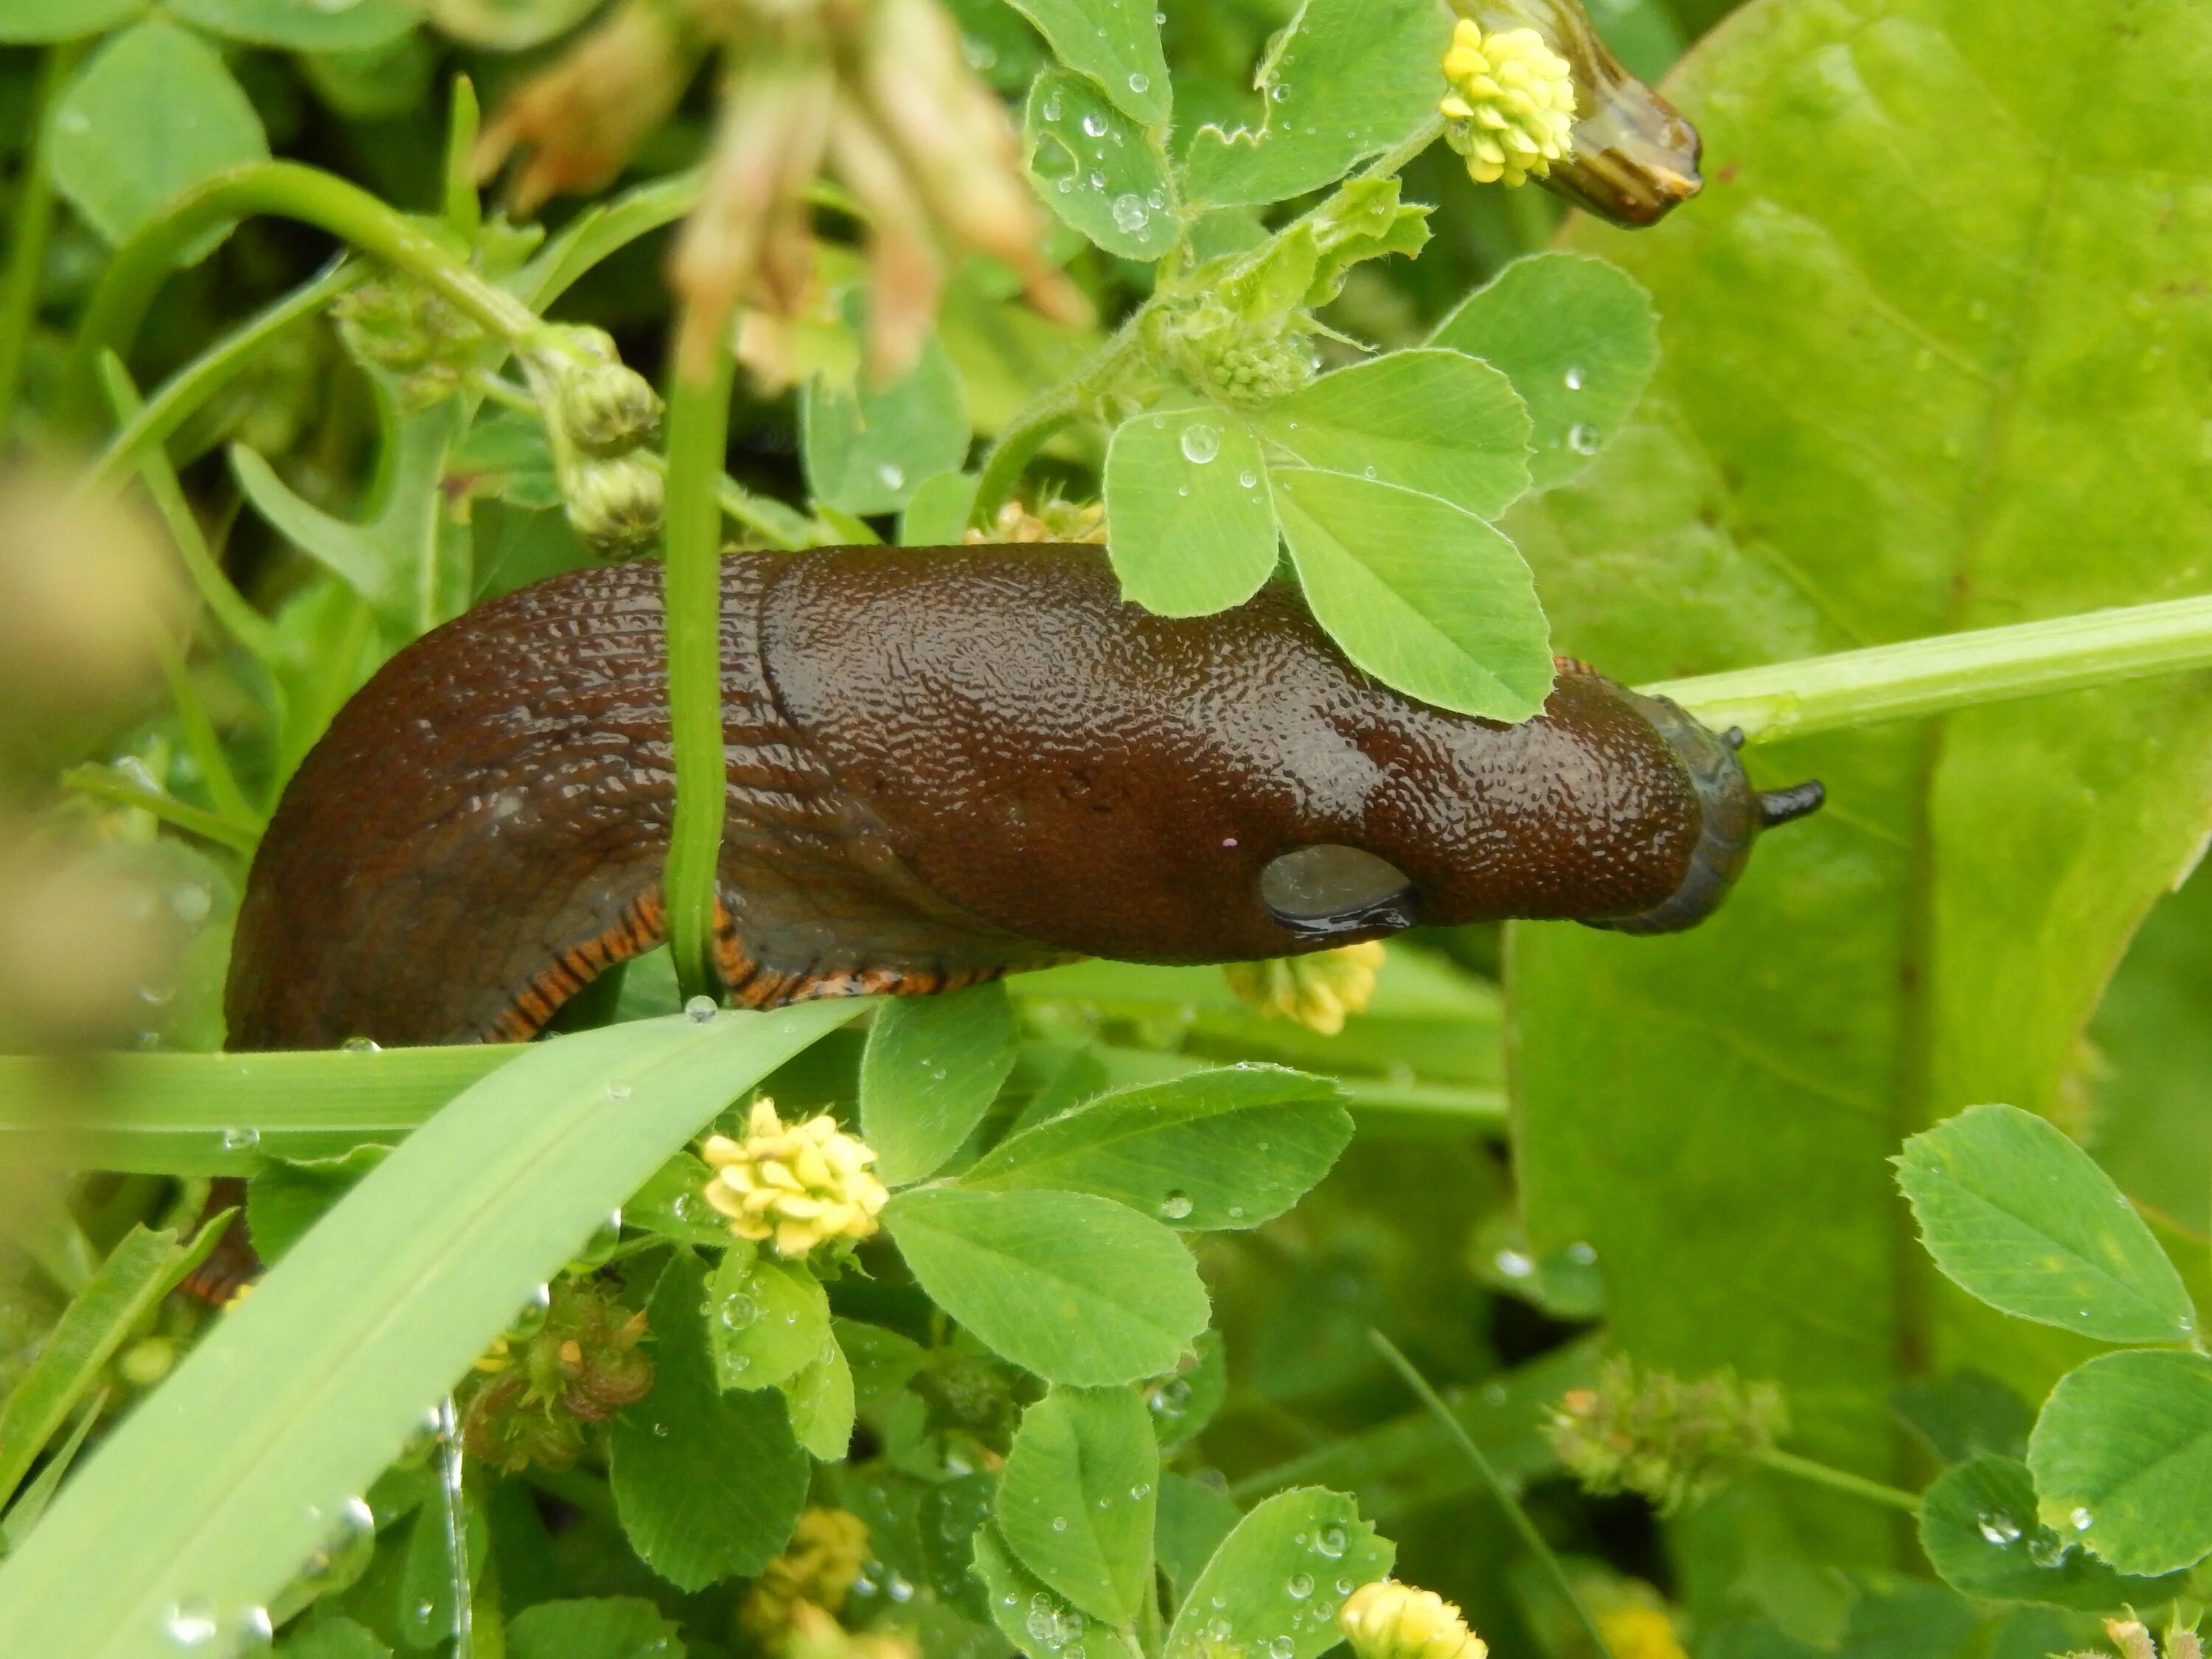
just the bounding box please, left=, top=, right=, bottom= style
left=558, top=361, right=664, bottom=454
left=460, top=1277, right=654, bottom=1472
left=117, top=1335, right=176, bottom=1388
left=333, top=277, right=485, bottom=408
left=1547, top=1354, right=1786, bottom=1514
left=564, top=454, right=664, bottom=556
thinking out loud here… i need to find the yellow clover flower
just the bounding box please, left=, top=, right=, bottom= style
left=1222, top=940, right=1386, bottom=1036
left=1340, top=1580, right=1489, bottom=1659
left=1439, top=18, right=1576, bottom=187
left=700, top=1098, right=888, bottom=1259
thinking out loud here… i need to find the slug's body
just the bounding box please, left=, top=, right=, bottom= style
left=226, top=545, right=1816, bottom=1051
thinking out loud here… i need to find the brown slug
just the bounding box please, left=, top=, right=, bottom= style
left=224, top=543, right=1820, bottom=1051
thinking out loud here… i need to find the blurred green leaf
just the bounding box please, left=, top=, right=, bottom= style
left=837, top=1319, right=926, bottom=1404
left=1024, top=70, right=1178, bottom=260
left=1919, top=1455, right=2181, bottom=1611
left=1429, top=253, right=1660, bottom=491
left=0, top=1006, right=855, bottom=1654
left=706, top=1249, right=831, bottom=1391
left=1892, top=1371, right=2034, bottom=1466
left=168, top=0, right=418, bottom=49
left=0, top=0, right=146, bottom=41
left=1182, top=0, right=1447, bottom=207
left=49, top=19, right=268, bottom=248
left=246, top=1147, right=389, bottom=1264
left=1103, top=407, right=1276, bottom=617
left=961, top=1065, right=1352, bottom=1231
left=801, top=327, right=970, bottom=517
left=1251, top=349, right=1531, bottom=518
left=785, top=1334, right=855, bottom=1461
left=998, top=1385, right=1158, bottom=1624
left=1155, top=1474, right=1240, bottom=1607
left=1509, top=0, right=2212, bottom=1573
left=506, top=1597, right=685, bottom=1659
left=884, top=1188, right=1210, bottom=1385
left=279, top=1615, right=394, bottom=1658
left=1276, top=467, right=1551, bottom=720
left=2027, top=1349, right=2212, bottom=1576
left=610, top=1253, right=809, bottom=1591
left=1162, top=1487, right=1391, bottom=1659
left=900, top=470, right=980, bottom=546
left=1897, top=1105, right=2195, bottom=1344
left=1002, top=0, right=1169, bottom=125
left=862, top=983, right=1020, bottom=1186
left=973, top=1522, right=1142, bottom=1659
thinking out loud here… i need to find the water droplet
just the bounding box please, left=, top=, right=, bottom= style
left=877, top=462, right=905, bottom=491
left=887, top=1571, right=915, bottom=1603
left=1270, top=1639, right=1295, bottom=1659
left=1081, top=111, right=1109, bottom=138
left=1226, top=1205, right=1245, bottom=1220
left=1288, top=1572, right=1314, bottom=1599
left=1043, top=92, right=1062, bottom=122
left=1565, top=1242, right=1597, bottom=1264
left=1111, top=193, right=1148, bottom=233
left=652, top=1421, right=669, bottom=1437
left=1028, top=1596, right=1062, bottom=1644
left=222, top=1126, right=260, bottom=1152
left=606, top=1081, right=632, bottom=1099
left=1315, top=1526, right=1346, bottom=1558
left=1130, top=1483, right=1152, bottom=1500
left=1150, top=1377, right=1192, bottom=1419
left=2070, top=1506, right=2093, bottom=1531
left=685, top=995, right=718, bottom=1022
left=1563, top=366, right=1586, bottom=391
left=1206, top=1618, right=1234, bottom=1643
left=1493, top=1248, right=1535, bottom=1279
left=171, top=884, right=212, bottom=924
left=167, top=1599, right=219, bottom=1647
left=1976, top=1510, right=2021, bottom=1546
left=341, top=1035, right=380, bottom=1054
left=2027, top=1534, right=2072, bottom=1568
left=234, top=1605, right=274, bottom=1647
left=297, top=1495, right=377, bottom=1593
left=509, top=1283, right=552, bottom=1340
left=1128, top=72, right=1150, bottom=94
left=1088, top=171, right=1107, bottom=189
left=1270, top=85, right=1290, bottom=102
left=1051, top=1515, right=1070, bottom=1532
left=1238, top=470, right=1259, bottom=489
left=1336, top=1579, right=1354, bottom=1596
left=1568, top=422, right=1602, bottom=454
left=1160, top=1191, right=1194, bottom=1220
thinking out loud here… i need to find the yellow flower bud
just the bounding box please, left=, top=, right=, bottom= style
left=1340, top=1580, right=1488, bottom=1659
left=1438, top=19, right=1576, bottom=188
left=1222, top=941, right=1386, bottom=1036
left=564, top=453, right=665, bottom=556
left=740, top=1508, right=874, bottom=1644
left=700, top=1098, right=888, bottom=1259
left=557, top=361, right=664, bottom=454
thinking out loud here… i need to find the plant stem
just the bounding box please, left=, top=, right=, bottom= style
left=64, top=161, right=540, bottom=430
left=60, top=766, right=258, bottom=855
left=1369, top=1331, right=1615, bottom=1659
left=1752, top=1448, right=1921, bottom=1514
left=0, top=43, right=79, bottom=439
left=660, top=306, right=740, bottom=1002
left=1646, top=591, right=2212, bottom=745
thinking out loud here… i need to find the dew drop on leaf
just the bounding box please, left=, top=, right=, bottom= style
left=1287, top=1573, right=1314, bottom=1599
left=222, top=1126, right=260, bottom=1151
left=166, top=1599, right=218, bottom=1648
left=685, top=995, right=717, bottom=1022
left=1975, top=1510, right=2020, bottom=1545
left=1160, top=1191, right=1194, bottom=1220
left=1111, top=194, right=1148, bottom=233
left=1564, top=366, right=1586, bottom=391
left=1128, top=73, right=1150, bottom=94
left=1568, top=423, right=1602, bottom=455
left=2070, top=1506, right=2094, bottom=1531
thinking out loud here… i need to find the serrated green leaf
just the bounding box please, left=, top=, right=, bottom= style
left=1163, top=1487, right=1391, bottom=1659
left=1275, top=467, right=1551, bottom=720
left=49, top=19, right=269, bottom=249
left=167, top=0, right=418, bottom=49
left=506, top=1597, right=686, bottom=1659
left=975, top=1523, right=1141, bottom=1659
left=1919, top=1455, right=2182, bottom=1611
left=801, top=327, right=970, bottom=517
left=861, top=983, right=1020, bottom=1185
left=1251, top=349, right=1531, bottom=520
left=0, top=1006, right=855, bottom=1654
left=1428, top=252, right=1660, bottom=490
left=961, top=1065, right=1350, bottom=1231
left=609, top=1253, right=810, bottom=1591
left=706, top=1249, right=832, bottom=1391
left=0, top=0, right=146, bottom=42
left=1896, top=1105, right=2196, bottom=1345
left=2027, top=1349, right=2212, bottom=1577
left=1001, top=0, right=1168, bottom=125
left=884, top=1188, right=1210, bottom=1385
left=1103, top=408, right=1276, bottom=617
left=998, top=1387, right=1158, bottom=1624
left=1182, top=0, right=1449, bottom=207
left=1025, top=70, right=1177, bottom=261
left=785, top=1335, right=856, bottom=1461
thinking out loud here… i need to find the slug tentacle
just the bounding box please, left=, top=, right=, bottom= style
left=226, top=544, right=1814, bottom=1051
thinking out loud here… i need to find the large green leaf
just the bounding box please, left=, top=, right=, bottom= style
left=860, top=982, right=1020, bottom=1186
left=1103, top=406, right=1277, bottom=618
left=1161, top=1487, right=1391, bottom=1659
left=1024, top=70, right=1178, bottom=261
left=0, top=1004, right=856, bottom=1656
left=996, top=1385, right=1158, bottom=1624
left=1897, top=1105, right=2196, bottom=1343
left=883, top=1187, right=1209, bottom=1385
left=2027, top=1349, right=2212, bottom=1577
left=1508, top=0, right=2212, bottom=1581
left=49, top=19, right=268, bottom=249
left=1917, top=1454, right=2183, bottom=1610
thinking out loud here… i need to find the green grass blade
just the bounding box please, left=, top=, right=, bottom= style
left=0, top=1224, right=184, bottom=1511
left=0, top=1047, right=515, bottom=1172
left=0, top=1004, right=857, bottom=1658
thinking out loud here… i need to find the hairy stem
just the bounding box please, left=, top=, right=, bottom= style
left=660, top=306, right=740, bottom=1002
left=1370, top=1331, right=1615, bottom=1659
left=1646, top=591, right=2212, bottom=744
left=1753, top=1448, right=1921, bottom=1514
left=0, top=43, right=80, bottom=437
left=65, top=161, right=540, bottom=429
